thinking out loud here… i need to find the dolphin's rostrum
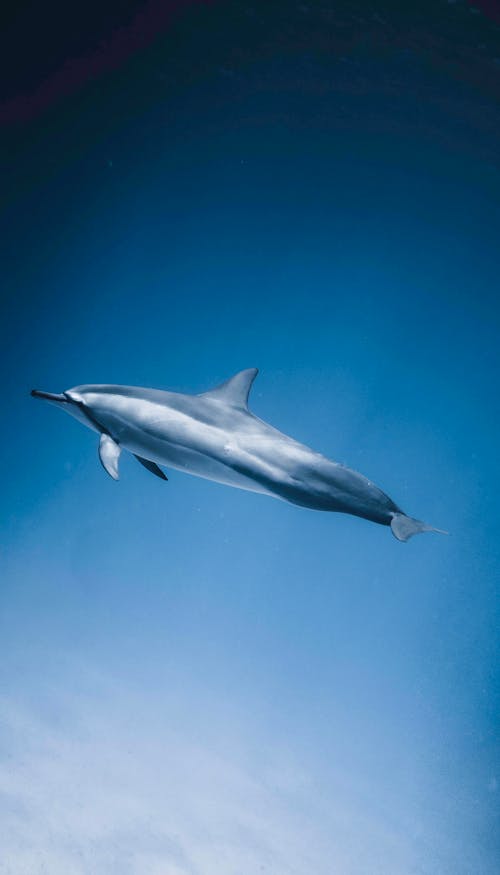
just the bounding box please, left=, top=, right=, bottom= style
left=31, top=369, right=446, bottom=541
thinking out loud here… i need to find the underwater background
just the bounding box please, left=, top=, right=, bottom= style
left=1, top=2, right=499, bottom=872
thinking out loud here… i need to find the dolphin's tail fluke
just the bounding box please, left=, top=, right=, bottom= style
left=390, top=512, right=448, bottom=542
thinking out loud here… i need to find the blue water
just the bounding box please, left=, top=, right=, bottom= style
left=1, top=4, right=499, bottom=872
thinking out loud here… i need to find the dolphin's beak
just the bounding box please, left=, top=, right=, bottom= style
left=31, top=389, right=68, bottom=403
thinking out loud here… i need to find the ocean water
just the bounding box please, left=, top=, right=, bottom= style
left=1, top=2, right=499, bottom=873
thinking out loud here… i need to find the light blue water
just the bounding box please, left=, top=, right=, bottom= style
left=1, top=4, right=499, bottom=873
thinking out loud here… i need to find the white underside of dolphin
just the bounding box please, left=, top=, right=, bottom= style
left=31, top=368, right=447, bottom=541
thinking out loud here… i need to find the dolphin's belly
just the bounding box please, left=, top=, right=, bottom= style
left=121, top=426, right=395, bottom=522
left=97, top=402, right=398, bottom=521
left=118, top=426, right=275, bottom=496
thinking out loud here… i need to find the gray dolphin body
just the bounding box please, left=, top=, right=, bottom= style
left=31, top=368, right=445, bottom=541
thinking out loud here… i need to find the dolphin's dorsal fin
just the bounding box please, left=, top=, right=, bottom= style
left=99, top=433, right=121, bottom=480
left=201, top=368, right=258, bottom=409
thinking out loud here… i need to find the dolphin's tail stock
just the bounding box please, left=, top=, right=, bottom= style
left=390, top=512, right=448, bottom=542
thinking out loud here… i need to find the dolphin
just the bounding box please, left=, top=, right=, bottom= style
left=31, top=368, right=446, bottom=541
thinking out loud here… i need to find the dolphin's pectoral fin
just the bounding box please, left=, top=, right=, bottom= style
left=134, top=455, right=168, bottom=480
left=98, top=433, right=121, bottom=480
left=201, top=367, right=259, bottom=409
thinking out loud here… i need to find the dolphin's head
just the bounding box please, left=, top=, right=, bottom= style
left=31, top=387, right=98, bottom=430
left=31, top=389, right=68, bottom=405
